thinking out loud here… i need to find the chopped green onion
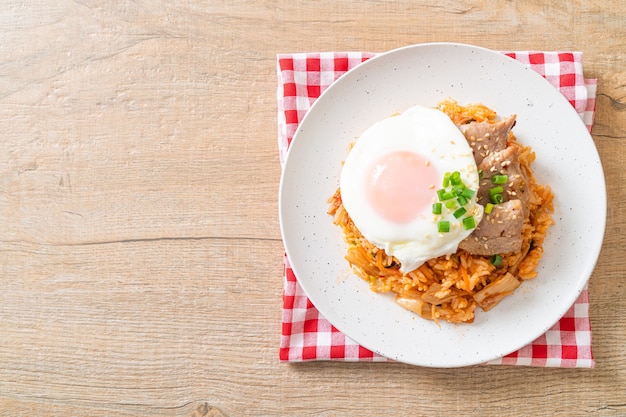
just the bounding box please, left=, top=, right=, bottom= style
left=478, top=169, right=483, bottom=180
left=439, top=172, right=477, bottom=209
left=484, top=203, right=494, bottom=214
left=450, top=171, right=462, bottom=186
left=488, top=186, right=504, bottom=196
left=490, top=193, right=504, bottom=204
left=452, top=184, right=466, bottom=196
left=443, top=172, right=451, bottom=187
left=492, top=174, right=508, bottom=184
left=488, top=186, right=505, bottom=204
left=453, top=207, right=467, bottom=218
left=490, top=254, right=503, bottom=266
left=461, top=188, right=475, bottom=199
left=432, top=202, right=442, bottom=214
left=438, top=221, right=450, bottom=233
left=462, top=216, right=476, bottom=230
left=439, top=190, right=455, bottom=201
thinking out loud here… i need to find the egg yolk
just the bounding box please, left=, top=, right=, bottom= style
left=365, top=150, right=439, bottom=223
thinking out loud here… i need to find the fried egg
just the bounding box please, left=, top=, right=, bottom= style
left=340, top=105, right=484, bottom=273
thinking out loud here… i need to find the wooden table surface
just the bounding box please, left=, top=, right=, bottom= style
left=1, top=1, right=624, bottom=416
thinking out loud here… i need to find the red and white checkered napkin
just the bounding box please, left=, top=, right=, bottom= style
left=277, top=51, right=597, bottom=367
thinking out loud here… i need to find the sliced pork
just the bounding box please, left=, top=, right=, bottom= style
left=459, top=115, right=517, bottom=165
left=476, top=145, right=531, bottom=217
left=457, top=114, right=531, bottom=256
left=459, top=199, right=524, bottom=255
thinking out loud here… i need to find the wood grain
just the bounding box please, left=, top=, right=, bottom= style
left=0, top=0, right=624, bottom=416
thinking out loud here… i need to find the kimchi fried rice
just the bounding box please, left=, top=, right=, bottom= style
left=327, top=100, right=555, bottom=324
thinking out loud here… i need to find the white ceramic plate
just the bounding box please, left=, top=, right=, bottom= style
left=279, top=43, right=606, bottom=367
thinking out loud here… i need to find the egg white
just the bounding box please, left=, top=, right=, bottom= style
left=340, top=105, right=483, bottom=273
